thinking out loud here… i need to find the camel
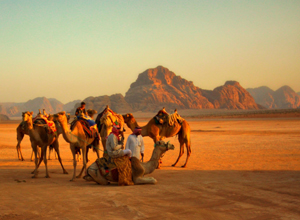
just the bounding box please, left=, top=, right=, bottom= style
left=122, top=109, right=191, bottom=168
left=95, top=106, right=124, bottom=155
left=22, top=112, right=68, bottom=178
left=53, top=111, right=100, bottom=181
left=85, top=140, right=175, bottom=185
left=72, top=109, right=99, bottom=162
left=16, top=110, right=70, bottom=161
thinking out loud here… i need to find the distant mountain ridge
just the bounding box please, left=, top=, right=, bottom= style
left=1, top=66, right=299, bottom=117
left=0, top=97, right=81, bottom=117
left=247, top=86, right=300, bottom=109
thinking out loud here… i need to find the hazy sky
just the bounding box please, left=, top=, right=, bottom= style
left=1, top=0, right=299, bottom=103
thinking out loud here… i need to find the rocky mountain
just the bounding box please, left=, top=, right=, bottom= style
left=63, top=100, right=81, bottom=113
left=71, top=94, right=132, bottom=115
left=125, top=66, right=261, bottom=111
left=0, top=114, right=9, bottom=121
left=247, top=86, right=300, bottom=109
left=0, top=97, right=77, bottom=117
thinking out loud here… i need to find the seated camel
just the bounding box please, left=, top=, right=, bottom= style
left=84, top=140, right=175, bottom=185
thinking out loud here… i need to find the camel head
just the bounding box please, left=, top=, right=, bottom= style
left=155, top=140, right=175, bottom=153
left=87, top=109, right=97, bottom=119
left=53, top=111, right=67, bottom=123
left=22, top=111, right=33, bottom=122
left=122, top=113, right=135, bottom=124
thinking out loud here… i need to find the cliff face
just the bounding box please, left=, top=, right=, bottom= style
left=125, top=66, right=260, bottom=111
left=247, top=86, right=300, bottom=109
left=203, top=81, right=260, bottom=109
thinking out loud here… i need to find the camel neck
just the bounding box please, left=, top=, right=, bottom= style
left=143, top=147, right=163, bottom=175
left=58, top=118, right=76, bottom=144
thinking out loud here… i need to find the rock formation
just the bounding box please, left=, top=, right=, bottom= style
left=0, top=114, right=9, bottom=121
left=247, top=86, right=300, bottom=109
left=125, top=66, right=260, bottom=111
left=71, top=94, right=132, bottom=115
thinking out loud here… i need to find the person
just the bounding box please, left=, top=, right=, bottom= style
left=125, top=127, right=144, bottom=162
left=75, top=102, right=86, bottom=116
left=106, top=125, right=132, bottom=158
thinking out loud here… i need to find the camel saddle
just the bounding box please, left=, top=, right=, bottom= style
left=71, top=119, right=95, bottom=138
left=32, top=115, right=57, bottom=134
left=95, top=155, right=134, bottom=186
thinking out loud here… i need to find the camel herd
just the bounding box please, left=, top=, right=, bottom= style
left=16, top=106, right=191, bottom=184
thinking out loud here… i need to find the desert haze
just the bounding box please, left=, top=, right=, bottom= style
left=0, top=111, right=300, bottom=219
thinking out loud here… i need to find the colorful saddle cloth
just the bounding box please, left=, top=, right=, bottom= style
left=32, top=115, right=57, bottom=134
left=96, top=155, right=134, bottom=186
left=71, top=119, right=95, bottom=138
left=77, top=114, right=96, bottom=127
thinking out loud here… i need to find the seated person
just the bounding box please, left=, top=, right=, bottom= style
left=106, top=125, right=131, bottom=158
left=75, top=102, right=99, bottom=139
left=75, top=102, right=86, bottom=116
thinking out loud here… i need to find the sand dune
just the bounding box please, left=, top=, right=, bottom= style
left=0, top=117, right=300, bottom=219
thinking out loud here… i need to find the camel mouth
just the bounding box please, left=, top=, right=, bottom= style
left=167, top=144, right=175, bottom=150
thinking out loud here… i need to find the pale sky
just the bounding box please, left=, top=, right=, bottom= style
left=1, top=0, right=299, bottom=104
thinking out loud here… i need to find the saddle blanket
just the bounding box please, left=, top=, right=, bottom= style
left=32, top=115, right=57, bottom=133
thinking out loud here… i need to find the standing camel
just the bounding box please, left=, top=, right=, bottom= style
left=53, top=111, right=100, bottom=181
left=122, top=110, right=191, bottom=168
left=22, top=112, right=68, bottom=178
left=95, top=106, right=124, bottom=155
left=16, top=111, right=70, bottom=161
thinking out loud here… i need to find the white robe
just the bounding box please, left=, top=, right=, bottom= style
left=125, top=134, right=144, bottom=160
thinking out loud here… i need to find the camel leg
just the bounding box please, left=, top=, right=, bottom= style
left=31, top=150, right=44, bottom=174
left=86, top=162, right=108, bottom=185
left=133, top=177, right=157, bottom=185
left=181, top=141, right=191, bottom=168
left=70, top=145, right=77, bottom=181
left=77, top=146, right=87, bottom=178
left=53, top=142, right=68, bottom=174
left=48, top=148, right=51, bottom=160
left=42, top=146, right=50, bottom=178
left=31, top=148, right=41, bottom=161
left=32, top=143, right=39, bottom=178
left=16, top=132, right=25, bottom=161
left=172, top=141, right=185, bottom=167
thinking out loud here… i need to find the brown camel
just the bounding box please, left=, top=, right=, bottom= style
left=16, top=111, right=70, bottom=161
left=122, top=110, right=191, bottom=168
left=95, top=106, right=124, bottom=155
left=53, top=111, right=100, bottom=181
left=22, top=112, right=68, bottom=178
left=84, top=140, right=175, bottom=185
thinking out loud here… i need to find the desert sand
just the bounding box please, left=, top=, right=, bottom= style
left=0, top=115, right=300, bottom=219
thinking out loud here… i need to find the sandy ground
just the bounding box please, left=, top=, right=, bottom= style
left=0, top=116, right=300, bottom=220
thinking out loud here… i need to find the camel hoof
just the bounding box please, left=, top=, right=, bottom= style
left=70, top=179, right=75, bottom=182
left=171, top=164, right=176, bottom=167
left=181, top=165, right=186, bottom=168
left=63, top=171, right=69, bottom=174
left=45, top=175, right=50, bottom=178
left=32, top=176, right=37, bottom=178
left=76, top=175, right=81, bottom=178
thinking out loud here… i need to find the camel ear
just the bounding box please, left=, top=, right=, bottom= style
left=30, top=112, right=33, bottom=115
left=126, top=114, right=129, bottom=117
